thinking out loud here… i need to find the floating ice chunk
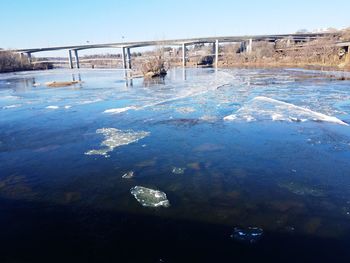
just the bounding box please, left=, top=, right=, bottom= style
left=130, top=186, right=170, bottom=208
left=46, top=105, right=59, bottom=110
left=103, top=106, right=137, bottom=114
left=223, top=115, right=237, bottom=121
left=85, top=128, right=149, bottom=157
left=64, top=105, right=72, bottom=109
left=0, top=95, right=19, bottom=100
left=172, top=167, right=186, bottom=175
left=224, top=96, right=348, bottom=126
left=230, top=227, right=264, bottom=244
left=2, top=104, right=21, bottom=109
left=122, top=171, right=134, bottom=179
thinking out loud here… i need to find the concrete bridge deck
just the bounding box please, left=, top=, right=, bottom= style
left=2, top=32, right=347, bottom=69
left=4, top=33, right=332, bottom=53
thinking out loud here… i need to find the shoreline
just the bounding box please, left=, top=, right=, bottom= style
left=1, top=63, right=350, bottom=76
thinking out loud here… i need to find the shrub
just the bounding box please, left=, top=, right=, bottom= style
left=0, top=51, right=32, bottom=73
left=141, top=49, right=169, bottom=78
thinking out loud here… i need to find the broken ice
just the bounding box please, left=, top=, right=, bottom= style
left=46, top=105, right=59, bottom=110
left=224, top=96, right=348, bottom=126
left=231, top=227, right=264, bottom=244
left=85, top=128, right=149, bottom=157
left=130, top=186, right=170, bottom=208
left=122, top=171, right=134, bottom=179
left=103, top=106, right=137, bottom=114
left=172, top=167, right=186, bottom=175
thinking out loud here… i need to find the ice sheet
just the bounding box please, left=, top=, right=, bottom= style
left=224, top=96, right=348, bottom=126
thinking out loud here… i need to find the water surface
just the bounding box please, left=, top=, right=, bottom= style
left=1, top=68, right=350, bottom=262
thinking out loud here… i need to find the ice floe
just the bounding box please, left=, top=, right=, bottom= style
left=224, top=96, right=348, bottom=126
left=103, top=106, right=137, bottom=114
left=2, top=104, right=21, bottom=109
left=85, top=128, right=149, bottom=157
left=101, top=71, right=232, bottom=115
left=46, top=106, right=59, bottom=110
left=130, top=186, right=170, bottom=208
left=172, top=167, right=186, bottom=175
left=0, top=95, right=20, bottom=100
left=231, top=227, right=264, bottom=244
left=122, top=171, right=134, bottom=179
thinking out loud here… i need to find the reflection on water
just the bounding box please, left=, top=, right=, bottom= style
left=1, top=68, right=350, bottom=262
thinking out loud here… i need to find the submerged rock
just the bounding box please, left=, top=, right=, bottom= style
left=197, top=55, right=214, bottom=66
left=194, top=143, right=224, bottom=152
left=187, top=162, right=201, bottom=170
left=278, top=181, right=325, bottom=197
left=231, top=227, right=264, bottom=244
left=144, top=70, right=167, bottom=78
left=130, top=186, right=170, bottom=208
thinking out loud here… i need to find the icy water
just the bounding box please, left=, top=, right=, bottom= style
left=1, top=68, right=350, bottom=262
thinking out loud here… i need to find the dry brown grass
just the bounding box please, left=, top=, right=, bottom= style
left=140, top=49, right=169, bottom=78
left=0, top=51, right=31, bottom=73
left=45, top=81, right=81, bottom=87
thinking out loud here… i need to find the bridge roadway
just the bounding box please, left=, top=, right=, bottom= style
left=1, top=32, right=339, bottom=69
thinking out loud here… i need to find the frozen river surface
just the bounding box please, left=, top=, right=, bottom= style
left=1, top=68, right=350, bottom=262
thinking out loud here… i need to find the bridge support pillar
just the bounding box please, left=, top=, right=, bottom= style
left=182, top=43, right=186, bottom=67
left=126, top=48, right=132, bottom=69
left=122, top=47, right=127, bottom=69
left=26, top=52, right=32, bottom=64
left=68, top=50, right=73, bottom=69
left=215, top=39, right=219, bottom=68
left=286, top=37, right=291, bottom=48
left=239, top=42, right=245, bottom=53
left=74, top=50, right=80, bottom=69
left=246, top=39, right=253, bottom=54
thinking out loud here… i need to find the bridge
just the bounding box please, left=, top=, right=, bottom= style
left=2, top=32, right=345, bottom=69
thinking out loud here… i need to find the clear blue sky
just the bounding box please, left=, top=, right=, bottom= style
left=1, top=0, right=349, bottom=49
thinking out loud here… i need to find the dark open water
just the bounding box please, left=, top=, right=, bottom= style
left=1, top=68, right=350, bottom=262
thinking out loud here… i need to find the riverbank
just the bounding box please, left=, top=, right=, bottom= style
left=217, top=60, right=350, bottom=71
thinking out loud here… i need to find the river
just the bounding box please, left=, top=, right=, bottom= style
left=0, top=68, right=350, bottom=262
